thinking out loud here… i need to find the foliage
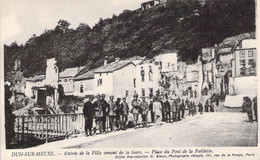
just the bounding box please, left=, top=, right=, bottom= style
left=59, top=96, right=84, bottom=113
left=4, top=0, right=255, bottom=80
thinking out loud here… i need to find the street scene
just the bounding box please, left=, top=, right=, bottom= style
left=3, top=0, right=257, bottom=149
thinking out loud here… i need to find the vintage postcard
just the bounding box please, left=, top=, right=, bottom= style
left=1, top=0, right=259, bottom=159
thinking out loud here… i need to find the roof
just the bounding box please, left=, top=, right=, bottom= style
left=94, top=60, right=135, bottom=73
left=127, top=56, right=146, bottom=65
left=59, top=66, right=85, bottom=78
left=73, top=70, right=95, bottom=81
left=25, top=75, right=45, bottom=82
left=217, top=47, right=232, bottom=55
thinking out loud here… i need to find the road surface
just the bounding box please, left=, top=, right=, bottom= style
left=36, top=112, right=257, bottom=149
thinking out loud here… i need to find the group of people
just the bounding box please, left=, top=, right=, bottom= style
left=242, top=96, right=258, bottom=123
left=82, top=93, right=216, bottom=136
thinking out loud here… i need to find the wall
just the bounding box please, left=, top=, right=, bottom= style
left=59, top=78, right=74, bottom=95
left=45, top=58, right=59, bottom=88
left=73, top=79, right=95, bottom=97
left=154, top=53, right=178, bottom=72
left=113, top=64, right=136, bottom=101
left=94, top=72, right=113, bottom=96
left=232, top=76, right=257, bottom=96
left=135, top=62, right=160, bottom=98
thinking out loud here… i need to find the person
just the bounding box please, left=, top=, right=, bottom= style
left=180, top=99, right=185, bottom=119
left=100, top=94, right=109, bottom=133
left=149, top=100, right=155, bottom=123
left=253, top=97, right=257, bottom=122
left=5, top=84, right=15, bottom=148
left=140, top=97, right=149, bottom=127
left=210, top=101, right=214, bottom=112
left=193, top=102, right=197, bottom=115
left=198, top=101, right=203, bottom=115
left=242, top=97, right=253, bottom=123
left=121, top=97, right=129, bottom=129
left=189, top=101, right=193, bottom=116
left=163, top=97, right=171, bottom=122
left=132, top=94, right=140, bottom=129
left=115, top=98, right=122, bottom=130
left=204, top=100, right=209, bottom=112
left=177, top=98, right=181, bottom=120
left=83, top=96, right=94, bottom=136
left=153, top=98, right=162, bottom=125
left=93, top=95, right=103, bottom=134
left=108, top=96, right=116, bottom=131
left=194, top=90, right=197, bottom=99
left=172, top=99, right=177, bottom=121
left=161, top=98, right=166, bottom=122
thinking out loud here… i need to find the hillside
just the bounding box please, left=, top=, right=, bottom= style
left=4, top=0, right=255, bottom=80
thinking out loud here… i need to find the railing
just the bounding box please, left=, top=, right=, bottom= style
left=14, top=113, right=85, bottom=146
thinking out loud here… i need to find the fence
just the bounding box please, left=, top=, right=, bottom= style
left=14, top=113, right=85, bottom=146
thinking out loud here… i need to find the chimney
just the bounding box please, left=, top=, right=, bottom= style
left=115, top=57, right=120, bottom=62
left=104, top=59, right=108, bottom=68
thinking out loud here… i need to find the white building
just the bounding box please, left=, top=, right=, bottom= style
left=135, top=59, right=161, bottom=99
left=93, top=58, right=136, bottom=100
left=230, top=39, right=257, bottom=96
left=59, top=66, right=85, bottom=95
left=154, top=52, right=178, bottom=73
left=73, top=70, right=95, bottom=97
left=24, top=58, right=59, bottom=107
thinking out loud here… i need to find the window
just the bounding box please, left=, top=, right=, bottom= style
left=240, top=67, right=246, bottom=76
left=64, top=79, right=67, bottom=82
left=141, top=67, right=145, bottom=82
left=100, top=73, right=102, bottom=76
left=249, top=66, right=256, bottom=75
left=248, top=51, right=254, bottom=57
left=97, top=79, right=102, bottom=87
left=240, top=59, right=245, bottom=65
left=142, top=88, right=145, bottom=97
left=248, top=59, right=254, bottom=65
left=126, top=90, right=129, bottom=97
left=80, top=85, right=84, bottom=93
left=167, top=62, right=171, bottom=68
left=149, top=88, right=153, bottom=98
left=149, top=66, right=153, bottom=81
left=133, top=78, right=136, bottom=87
left=239, top=51, right=245, bottom=58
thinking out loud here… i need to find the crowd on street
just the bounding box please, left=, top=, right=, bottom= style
left=82, top=93, right=221, bottom=136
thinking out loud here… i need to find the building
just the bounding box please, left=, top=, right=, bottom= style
left=72, top=70, right=95, bottom=97
left=141, top=0, right=167, bottom=11
left=93, top=58, right=136, bottom=100
left=154, top=52, right=178, bottom=73
left=59, top=66, right=85, bottom=95
left=24, top=58, right=59, bottom=107
left=230, top=39, right=257, bottom=96
left=135, top=59, right=161, bottom=99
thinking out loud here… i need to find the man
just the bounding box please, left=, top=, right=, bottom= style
left=209, top=101, right=214, bottom=112
left=163, top=97, right=171, bottom=123
left=149, top=100, right=155, bottom=123
left=140, top=97, right=149, bottom=127
left=100, top=94, right=109, bottom=133
left=153, top=98, right=162, bottom=125
left=172, top=99, right=177, bottom=121
left=108, top=96, right=116, bottom=131
left=121, top=97, right=129, bottom=129
left=83, top=96, right=94, bottom=136
left=131, top=94, right=140, bottom=129
left=242, top=97, right=253, bottom=123
left=93, top=95, right=103, bottom=134
left=198, top=101, right=203, bottom=115
left=180, top=99, right=185, bottom=119
left=115, top=98, right=122, bottom=130
left=253, top=97, right=257, bottom=122
left=204, top=100, right=209, bottom=112
left=177, top=98, right=181, bottom=120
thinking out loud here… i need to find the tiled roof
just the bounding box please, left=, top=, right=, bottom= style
left=59, top=66, right=85, bottom=78
left=73, top=70, right=95, bottom=81
left=93, top=60, right=134, bottom=73
left=24, top=75, right=45, bottom=82
left=217, top=47, right=232, bottom=54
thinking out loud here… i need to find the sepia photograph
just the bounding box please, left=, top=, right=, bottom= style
left=0, top=0, right=258, bottom=158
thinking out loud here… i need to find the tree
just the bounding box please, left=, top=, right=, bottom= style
left=76, top=23, right=91, bottom=32
left=57, top=19, right=70, bottom=33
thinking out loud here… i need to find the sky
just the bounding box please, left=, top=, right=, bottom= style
left=1, top=0, right=148, bottom=45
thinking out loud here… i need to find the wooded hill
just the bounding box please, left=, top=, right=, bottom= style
left=4, top=0, right=255, bottom=80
